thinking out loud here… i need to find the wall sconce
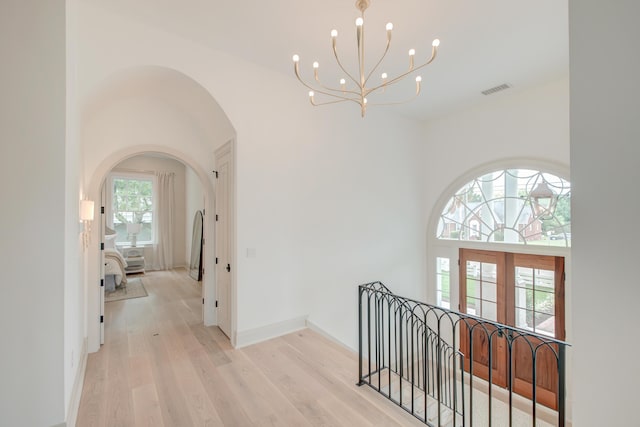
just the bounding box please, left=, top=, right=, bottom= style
left=80, top=200, right=95, bottom=249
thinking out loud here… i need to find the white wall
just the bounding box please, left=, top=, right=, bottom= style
left=254, top=110, right=429, bottom=349
left=65, top=0, right=87, bottom=423
left=570, top=1, right=640, bottom=424
left=423, top=76, right=570, bottom=221
left=113, top=154, right=187, bottom=269
left=185, top=166, right=205, bottom=268
left=0, top=1, right=67, bottom=425
left=76, top=2, right=428, bottom=350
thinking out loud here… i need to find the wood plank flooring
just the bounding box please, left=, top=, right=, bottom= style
left=76, top=269, right=424, bottom=427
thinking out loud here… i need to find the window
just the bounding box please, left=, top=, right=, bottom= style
left=514, top=261, right=558, bottom=337
left=435, top=257, right=450, bottom=309
left=465, top=259, right=498, bottom=322
left=110, top=175, right=155, bottom=244
left=437, top=169, right=571, bottom=247
left=431, top=165, right=570, bottom=410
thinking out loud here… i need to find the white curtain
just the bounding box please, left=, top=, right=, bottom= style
left=154, top=171, right=175, bottom=270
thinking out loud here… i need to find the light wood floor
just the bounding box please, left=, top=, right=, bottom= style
left=76, top=269, right=424, bottom=426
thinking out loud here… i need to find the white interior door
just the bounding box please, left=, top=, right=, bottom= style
left=215, top=143, right=233, bottom=338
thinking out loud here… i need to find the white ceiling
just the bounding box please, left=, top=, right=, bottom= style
left=85, top=0, right=569, bottom=121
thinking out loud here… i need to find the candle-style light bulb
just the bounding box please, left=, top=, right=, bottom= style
left=292, top=54, right=299, bottom=62
left=432, top=39, right=440, bottom=47
left=385, top=22, right=393, bottom=43
left=408, top=49, right=416, bottom=70
left=331, top=29, right=338, bottom=38
left=356, top=17, right=364, bottom=27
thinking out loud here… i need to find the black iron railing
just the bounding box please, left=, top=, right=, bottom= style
left=357, top=282, right=569, bottom=427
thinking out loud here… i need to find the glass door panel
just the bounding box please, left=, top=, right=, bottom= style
left=466, top=260, right=499, bottom=321
left=511, top=253, right=565, bottom=410
left=459, top=249, right=507, bottom=387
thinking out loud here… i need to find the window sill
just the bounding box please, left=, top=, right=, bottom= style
left=116, top=242, right=155, bottom=248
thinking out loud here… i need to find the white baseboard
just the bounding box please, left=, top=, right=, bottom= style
left=234, top=315, right=308, bottom=348
left=65, top=338, right=88, bottom=427
left=306, top=320, right=357, bottom=354
left=233, top=317, right=358, bottom=353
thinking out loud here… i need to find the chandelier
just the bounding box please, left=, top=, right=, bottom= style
left=292, top=0, right=440, bottom=118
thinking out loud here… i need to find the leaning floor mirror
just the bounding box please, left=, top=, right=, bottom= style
left=189, top=210, right=204, bottom=281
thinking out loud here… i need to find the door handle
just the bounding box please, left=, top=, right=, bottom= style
left=226, top=263, right=231, bottom=272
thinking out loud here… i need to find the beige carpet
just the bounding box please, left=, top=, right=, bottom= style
left=105, top=277, right=148, bottom=302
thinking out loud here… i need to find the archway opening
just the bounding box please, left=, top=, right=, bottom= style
left=82, top=66, right=236, bottom=353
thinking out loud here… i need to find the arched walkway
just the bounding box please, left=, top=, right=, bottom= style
left=82, top=66, right=236, bottom=352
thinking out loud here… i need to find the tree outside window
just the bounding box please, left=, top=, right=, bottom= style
left=112, top=177, right=154, bottom=244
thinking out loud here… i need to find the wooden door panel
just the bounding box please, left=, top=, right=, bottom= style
left=459, top=249, right=565, bottom=410
left=463, top=324, right=506, bottom=385
left=513, top=339, right=559, bottom=409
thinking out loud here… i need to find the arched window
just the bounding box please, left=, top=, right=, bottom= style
left=436, top=169, right=571, bottom=247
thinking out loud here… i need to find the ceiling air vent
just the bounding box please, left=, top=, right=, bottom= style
left=481, top=83, right=511, bottom=96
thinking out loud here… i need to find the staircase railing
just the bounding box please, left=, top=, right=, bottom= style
left=357, top=282, right=569, bottom=427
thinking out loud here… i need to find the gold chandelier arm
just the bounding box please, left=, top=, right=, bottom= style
left=312, top=66, right=361, bottom=97
left=367, top=76, right=421, bottom=106
left=366, top=75, right=421, bottom=106
left=364, top=24, right=392, bottom=85
left=367, top=44, right=438, bottom=93
left=310, top=98, right=357, bottom=106
left=294, top=62, right=352, bottom=97
left=331, top=33, right=360, bottom=87
left=357, top=18, right=365, bottom=88
left=295, top=63, right=363, bottom=105
left=310, top=89, right=361, bottom=103
left=366, top=87, right=421, bottom=106
left=294, top=60, right=324, bottom=93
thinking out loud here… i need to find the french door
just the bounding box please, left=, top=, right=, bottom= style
left=459, top=248, right=565, bottom=409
